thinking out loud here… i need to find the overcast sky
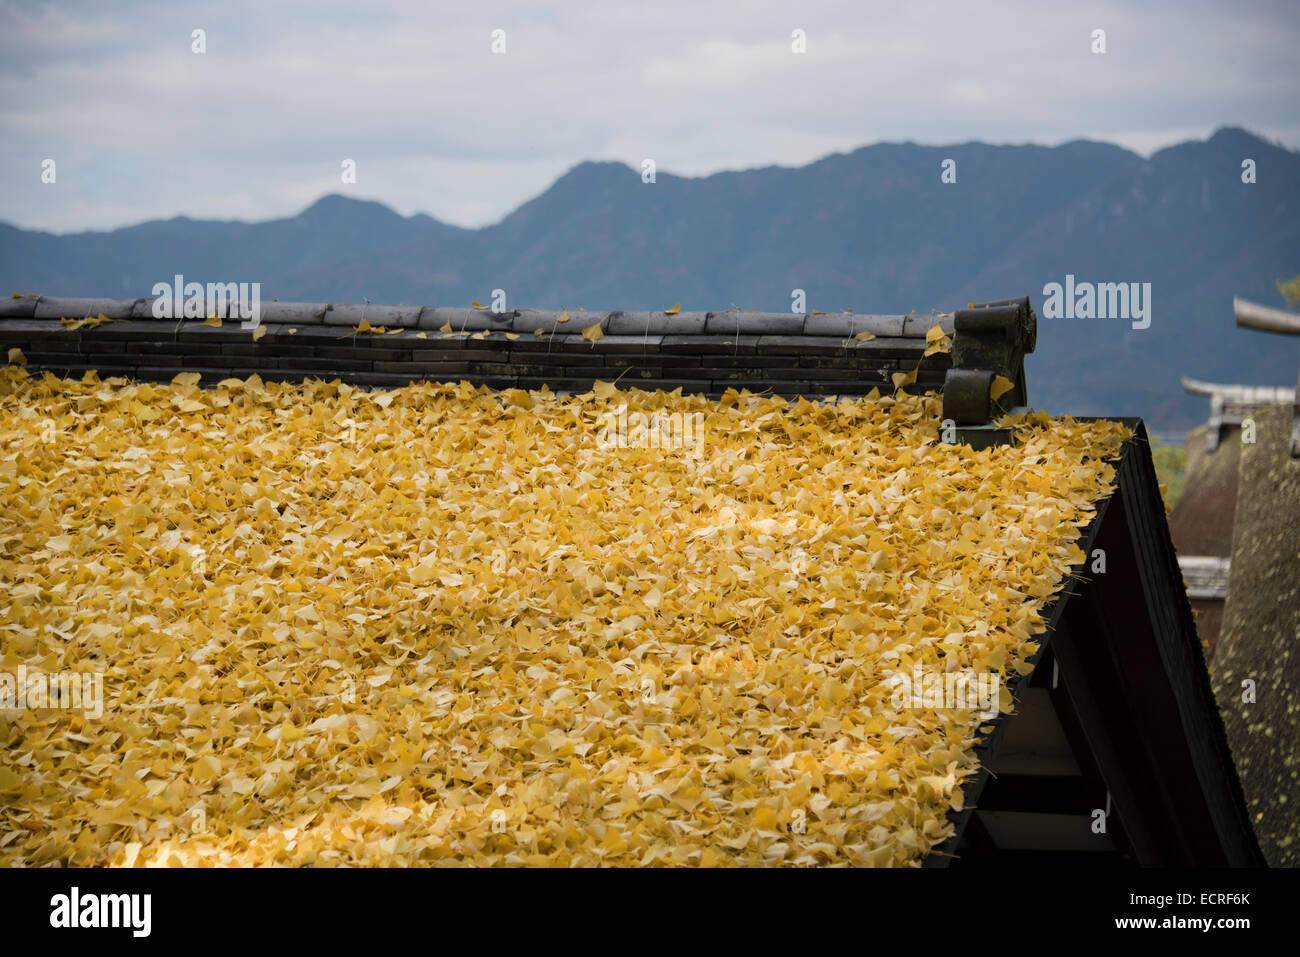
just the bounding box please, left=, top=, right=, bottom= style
left=2, top=0, right=1298, bottom=234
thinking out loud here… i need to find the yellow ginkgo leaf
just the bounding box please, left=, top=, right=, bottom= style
left=556, top=311, right=570, bottom=323
left=203, top=316, right=223, bottom=327
left=252, top=325, right=267, bottom=341
left=990, top=375, right=1016, bottom=402
left=582, top=323, right=605, bottom=343
left=600, top=828, right=628, bottom=853
left=7, top=347, right=25, bottom=365
left=439, top=322, right=453, bottom=333
left=891, top=363, right=919, bottom=392
left=664, top=303, right=681, bottom=315
left=408, top=552, right=439, bottom=583
left=61, top=314, right=112, bottom=331
left=854, top=331, right=876, bottom=341
left=471, top=300, right=486, bottom=309
left=923, top=323, right=952, bottom=358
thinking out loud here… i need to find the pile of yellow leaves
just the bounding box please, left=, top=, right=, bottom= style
left=0, top=367, right=1129, bottom=867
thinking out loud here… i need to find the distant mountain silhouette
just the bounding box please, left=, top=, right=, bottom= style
left=3, top=126, right=1297, bottom=429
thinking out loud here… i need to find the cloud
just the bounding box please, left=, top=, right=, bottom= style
left=1, top=0, right=1297, bottom=232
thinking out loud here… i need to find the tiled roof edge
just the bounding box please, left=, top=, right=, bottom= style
left=0, top=297, right=964, bottom=400
left=2, top=295, right=1049, bottom=428
left=0, top=295, right=953, bottom=337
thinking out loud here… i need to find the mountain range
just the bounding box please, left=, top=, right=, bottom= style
left=3, top=126, right=1297, bottom=430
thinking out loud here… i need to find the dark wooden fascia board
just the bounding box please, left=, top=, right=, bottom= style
left=1109, top=425, right=1264, bottom=865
